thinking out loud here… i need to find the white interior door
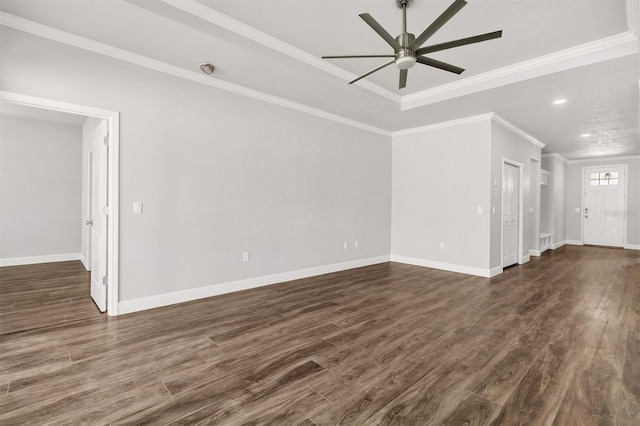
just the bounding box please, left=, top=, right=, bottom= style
left=583, top=166, right=625, bottom=247
left=502, top=163, right=520, bottom=267
left=90, top=120, right=109, bottom=312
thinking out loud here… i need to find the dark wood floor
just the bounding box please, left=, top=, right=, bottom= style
left=0, top=246, right=638, bottom=425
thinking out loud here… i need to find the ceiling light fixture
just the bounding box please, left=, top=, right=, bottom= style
left=580, top=133, right=591, bottom=138
left=199, top=63, right=215, bottom=75
left=552, top=99, right=567, bottom=105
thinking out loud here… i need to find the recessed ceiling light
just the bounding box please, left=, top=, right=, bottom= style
left=552, top=99, right=567, bottom=105
left=580, top=133, right=591, bottom=138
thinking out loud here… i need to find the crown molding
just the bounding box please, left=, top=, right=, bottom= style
left=567, top=155, right=640, bottom=164
left=0, top=12, right=391, bottom=137
left=160, top=0, right=400, bottom=103
left=391, top=113, right=494, bottom=138
left=400, top=31, right=638, bottom=111
left=492, top=114, right=545, bottom=149
left=392, top=112, right=544, bottom=150
left=542, top=153, right=568, bottom=163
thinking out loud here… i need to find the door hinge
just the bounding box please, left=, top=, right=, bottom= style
left=102, top=276, right=108, bottom=286
left=102, top=206, right=109, bottom=215
left=103, top=134, right=109, bottom=146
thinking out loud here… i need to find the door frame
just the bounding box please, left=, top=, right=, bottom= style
left=501, top=158, right=525, bottom=268
left=581, top=164, right=628, bottom=247
left=1, top=90, right=120, bottom=316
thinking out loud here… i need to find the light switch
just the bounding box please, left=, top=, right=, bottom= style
left=133, top=201, right=142, bottom=214
left=477, top=206, right=483, bottom=214
left=529, top=207, right=534, bottom=213
left=574, top=207, right=581, bottom=213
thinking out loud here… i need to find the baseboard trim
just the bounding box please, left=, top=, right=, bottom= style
left=519, top=255, right=531, bottom=264
left=0, top=253, right=81, bottom=267
left=80, top=253, right=90, bottom=271
left=489, top=266, right=503, bottom=277
left=118, top=255, right=391, bottom=315
left=624, top=244, right=640, bottom=250
left=390, top=255, right=493, bottom=278
left=566, top=240, right=583, bottom=246
left=552, top=240, right=566, bottom=249
left=529, top=249, right=542, bottom=257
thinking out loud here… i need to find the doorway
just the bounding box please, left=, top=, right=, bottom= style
left=0, top=91, right=120, bottom=315
left=502, top=161, right=521, bottom=268
left=582, top=165, right=627, bottom=247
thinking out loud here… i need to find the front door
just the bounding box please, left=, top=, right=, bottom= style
left=90, top=120, right=108, bottom=312
left=583, top=166, right=625, bottom=247
left=502, top=162, right=520, bottom=267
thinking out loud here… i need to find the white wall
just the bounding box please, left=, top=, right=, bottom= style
left=489, top=122, right=542, bottom=268
left=541, top=155, right=567, bottom=246
left=0, top=115, right=82, bottom=261
left=391, top=119, right=492, bottom=274
left=566, top=157, right=640, bottom=247
left=0, top=28, right=391, bottom=303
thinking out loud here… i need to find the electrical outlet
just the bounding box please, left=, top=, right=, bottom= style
left=242, top=251, right=250, bottom=262
left=477, top=206, right=483, bottom=214
left=343, top=242, right=348, bottom=250
left=133, top=201, right=142, bottom=214
left=492, top=206, right=496, bottom=214
left=354, top=240, right=359, bottom=248
left=440, top=242, right=445, bottom=250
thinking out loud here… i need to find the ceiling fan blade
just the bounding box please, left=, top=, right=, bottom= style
left=417, top=56, right=465, bottom=74
left=416, top=30, right=502, bottom=55
left=359, top=13, right=402, bottom=51
left=399, top=69, right=408, bottom=89
left=410, top=0, right=467, bottom=50
left=349, top=60, right=396, bottom=85
left=322, top=54, right=396, bottom=59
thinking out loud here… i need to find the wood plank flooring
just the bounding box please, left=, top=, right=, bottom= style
left=0, top=245, right=638, bottom=425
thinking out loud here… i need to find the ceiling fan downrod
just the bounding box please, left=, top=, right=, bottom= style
left=395, top=0, right=417, bottom=70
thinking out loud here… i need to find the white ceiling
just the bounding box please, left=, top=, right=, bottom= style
left=0, top=0, right=637, bottom=159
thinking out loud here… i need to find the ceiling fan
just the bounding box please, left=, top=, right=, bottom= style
left=322, top=0, right=502, bottom=89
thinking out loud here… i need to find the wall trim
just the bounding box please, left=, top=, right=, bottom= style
left=489, top=266, right=503, bottom=277
left=392, top=113, right=544, bottom=150
left=519, top=255, right=531, bottom=264
left=627, top=0, right=639, bottom=36
left=401, top=31, right=638, bottom=111
left=542, top=153, right=568, bottom=163
left=624, top=243, right=640, bottom=250
left=391, top=113, right=494, bottom=138
left=567, top=155, right=640, bottom=164
left=390, top=255, right=494, bottom=278
left=492, top=114, right=545, bottom=148
left=0, top=253, right=81, bottom=267
left=80, top=253, right=89, bottom=271
left=552, top=240, right=566, bottom=249
left=0, top=12, right=391, bottom=138
left=529, top=249, right=541, bottom=257
left=118, top=255, right=390, bottom=315
left=161, top=0, right=400, bottom=103
left=566, top=240, right=584, bottom=245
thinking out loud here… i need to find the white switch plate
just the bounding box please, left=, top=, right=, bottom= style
left=575, top=207, right=581, bottom=212
left=529, top=207, right=534, bottom=213
left=440, top=242, right=445, bottom=250
left=242, top=251, right=250, bottom=262
left=492, top=206, right=496, bottom=214
left=477, top=206, right=483, bottom=214
left=343, top=242, right=348, bottom=249
left=133, top=201, right=142, bottom=214
left=354, top=240, right=359, bottom=248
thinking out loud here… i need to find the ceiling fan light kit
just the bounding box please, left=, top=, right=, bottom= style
left=322, top=0, right=502, bottom=89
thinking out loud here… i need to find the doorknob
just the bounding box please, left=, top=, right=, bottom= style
left=86, top=220, right=93, bottom=225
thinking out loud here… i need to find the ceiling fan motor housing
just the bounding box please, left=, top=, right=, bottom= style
left=395, top=33, right=416, bottom=69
